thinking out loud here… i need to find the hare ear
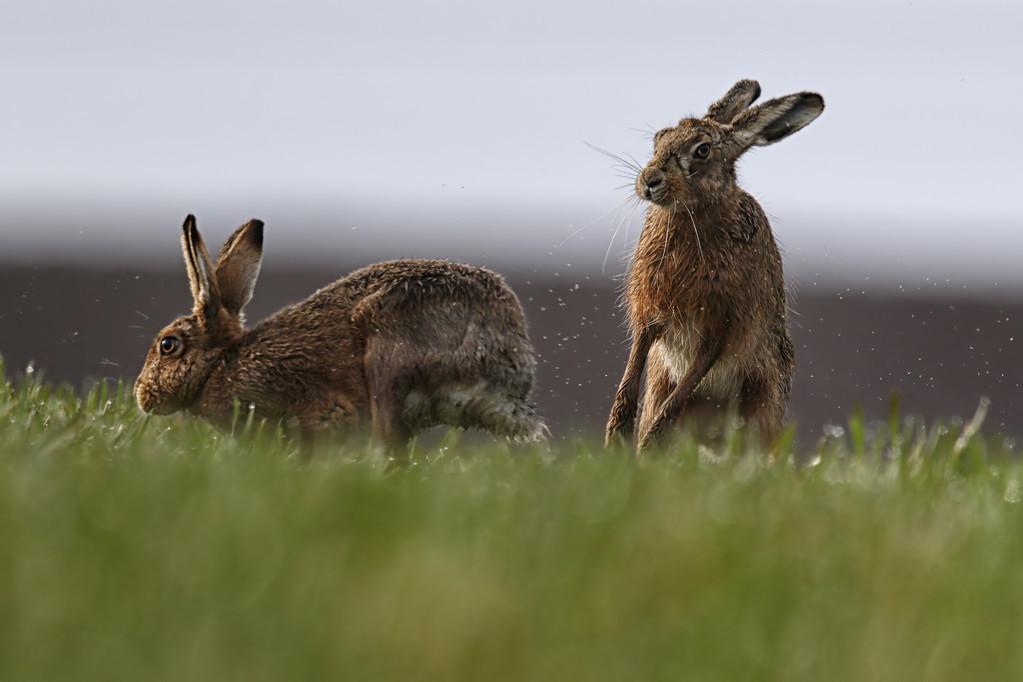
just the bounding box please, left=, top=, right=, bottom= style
left=705, top=79, right=762, bottom=124
left=215, top=219, right=264, bottom=318
left=731, top=92, right=824, bottom=148
left=181, top=215, right=221, bottom=324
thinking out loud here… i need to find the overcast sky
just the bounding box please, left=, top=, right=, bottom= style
left=2, top=0, right=1021, bottom=289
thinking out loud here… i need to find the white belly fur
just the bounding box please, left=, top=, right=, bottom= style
left=654, top=323, right=745, bottom=401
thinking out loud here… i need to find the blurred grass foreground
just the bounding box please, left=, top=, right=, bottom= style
left=1, top=358, right=1022, bottom=681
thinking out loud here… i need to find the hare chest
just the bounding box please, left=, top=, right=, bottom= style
left=654, top=322, right=744, bottom=401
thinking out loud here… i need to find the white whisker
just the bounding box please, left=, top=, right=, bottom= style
left=556, top=197, right=632, bottom=248
left=623, top=151, right=645, bottom=170
left=585, top=142, right=644, bottom=174
left=602, top=203, right=634, bottom=274
left=620, top=201, right=638, bottom=257
left=683, top=200, right=705, bottom=262
left=660, top=201, right=676, bottom=266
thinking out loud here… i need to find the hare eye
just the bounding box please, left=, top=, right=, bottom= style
left=694, top=143, right=711, bottom=159
left=160, top=336, right=181, bottom=356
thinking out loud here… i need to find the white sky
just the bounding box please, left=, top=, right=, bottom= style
left=1, top=0, right=1021, bottom=289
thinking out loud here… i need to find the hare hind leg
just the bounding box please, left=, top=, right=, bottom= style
left=739, top=376, right=785, bottom=447
left=368, top=387, right=413, bottom=459
left=369, top=392, right=412, bottom=451
left=429, top=381, right=546, bottom=442
left=363, top=340, right=415, bottom=456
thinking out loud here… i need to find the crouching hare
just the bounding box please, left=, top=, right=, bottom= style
left=605, top=80, right=824, bottom=453
left=135, top=216, right=545, bottom=453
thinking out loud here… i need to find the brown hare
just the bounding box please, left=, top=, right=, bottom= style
left=604, top=79, right=824, bottom=453
left=135, top=215, right=545, bottom=453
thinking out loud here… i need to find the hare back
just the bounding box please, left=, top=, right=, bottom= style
left=283, top=259, right=535, bottom=389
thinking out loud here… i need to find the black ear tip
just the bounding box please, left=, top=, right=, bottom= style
left=247, top=219, right=264, bottom=248
left=804, top=92, right=825, bottom=110
left=734, top=78, right=760, bottom=96
left=182, top=215, right=200, bottom=241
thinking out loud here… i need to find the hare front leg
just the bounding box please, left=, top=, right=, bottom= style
left=636, top=350, right=673, bottom=442
left=605, top=323, right=662, bottom=447
left=637, top=331, right=727, bottom=454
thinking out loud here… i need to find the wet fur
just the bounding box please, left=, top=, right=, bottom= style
left=605, top=80, right=823, bottom=453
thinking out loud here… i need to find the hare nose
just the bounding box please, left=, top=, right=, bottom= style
left=642, top=169, right=664, bottom=189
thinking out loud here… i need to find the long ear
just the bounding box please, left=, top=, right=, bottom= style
left=731, top=92, right=824, bottom=148
left=705, top=79, right=761, bottom=123
left=215, top=219, right=264, bottom=318
left=181, top=214, right=221, bottom=324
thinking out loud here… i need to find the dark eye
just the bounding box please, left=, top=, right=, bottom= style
left=159, top=335, right=181, bottom=356
left=694, top=142, right=711, bottom=159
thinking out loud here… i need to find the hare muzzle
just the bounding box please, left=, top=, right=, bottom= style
left=134, top=376, right=155, bottom=414
left=638, top=167, right=668, bottom=203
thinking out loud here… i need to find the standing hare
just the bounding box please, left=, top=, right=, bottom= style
left=135, top=216, right=545, bottom=452
left=605, top=80, right=824, bottom=453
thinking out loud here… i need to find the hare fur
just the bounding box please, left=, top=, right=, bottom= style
left=135, top=216, right=545, bottom=451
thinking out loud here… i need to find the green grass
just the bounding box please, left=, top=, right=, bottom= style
left=1, top=358, right=1021, bottom=681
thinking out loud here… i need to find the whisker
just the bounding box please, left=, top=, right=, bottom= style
left=629, top=124, right=657, bottom=140
left=556, top=196, right=633, bottom=248
left=584, top=142, right=643, bottom=174
left=683, top=200, right=705, bottom=262
left=660, top=201, right=676, bottom=266
left=602, top=214, right=625, bottom=275
left=623, top=151, right=645, bottom=170
left=602, top=200, right=641, bottom=274
left=620, top=203, right=639, bottom=261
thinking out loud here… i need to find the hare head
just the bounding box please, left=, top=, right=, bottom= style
left=636, top=79, right=824, bottom=208
left=134, top=215, right=263, bottom=415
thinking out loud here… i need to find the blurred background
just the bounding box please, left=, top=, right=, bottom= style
left=1, top=0, right=1021, bottom=441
